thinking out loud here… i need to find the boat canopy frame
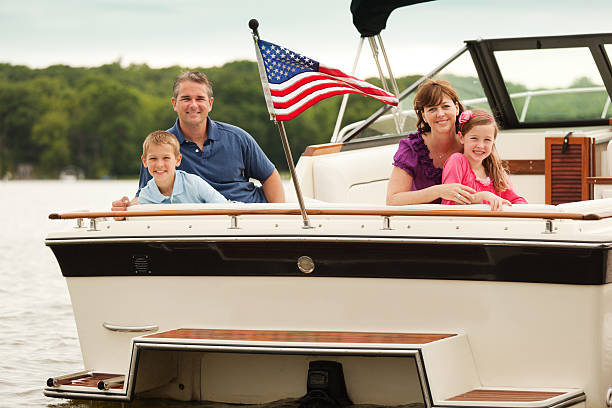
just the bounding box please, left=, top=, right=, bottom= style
left=343, top=32, right=612, bottom=142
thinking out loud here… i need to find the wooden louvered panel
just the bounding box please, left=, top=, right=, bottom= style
left=545, top=137, right=593, bottom=205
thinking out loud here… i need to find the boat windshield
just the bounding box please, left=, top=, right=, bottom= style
left=494, top=47, right=610, bottom=123
left=340, top=34, right=612, bottom=143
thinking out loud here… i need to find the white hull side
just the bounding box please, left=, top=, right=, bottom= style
left=66, top=275, right=611, bottom=406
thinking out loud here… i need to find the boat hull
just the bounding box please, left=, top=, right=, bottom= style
left=44, top=203, right=612, bottom=406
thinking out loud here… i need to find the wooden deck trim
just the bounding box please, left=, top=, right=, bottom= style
left=504, top=159, right=545, bottom=175
left=52, top=373, right=124, bottom=389
left=302, top=143, right=343, bottom=156
left=144, top=328, right=456, bottom=345
left=587, top=176, right=612, bottom=185
left=49, top=207, right=610, bottom=221
left=447, top=389, right=564, bottom=402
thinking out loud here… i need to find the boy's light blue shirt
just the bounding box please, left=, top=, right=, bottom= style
left=138, top=170, right=228, bottom=204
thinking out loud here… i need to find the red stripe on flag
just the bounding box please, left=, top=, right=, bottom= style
left=269, top=74, right=335, bottom=97
left=270, top=74, right=396, bottom=99
left=318, top=66, right=353, bottom=79
left=273, top=88, right=395, bottom=121
left=272, top=82, right=355, bottom=109
left=274, top=89, right=364, bottom=121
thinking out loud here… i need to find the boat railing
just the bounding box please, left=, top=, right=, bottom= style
left=336, top=86, right=611, bottom=142
left=48, top=206, right=612, bottom=225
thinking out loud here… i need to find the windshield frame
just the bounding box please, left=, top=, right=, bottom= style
left=342, top=33, right=612, bottom=142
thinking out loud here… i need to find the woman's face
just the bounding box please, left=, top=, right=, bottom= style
left=422, top=94, right=458, bottom=134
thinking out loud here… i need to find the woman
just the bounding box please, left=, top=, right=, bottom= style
left=386, top=79, right=477, bottom=205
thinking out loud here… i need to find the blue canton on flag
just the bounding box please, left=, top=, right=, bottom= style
left=259, top=40, right=319, bottom=84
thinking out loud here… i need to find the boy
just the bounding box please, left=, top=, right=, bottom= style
left=138, top=130, right=227, bottom=204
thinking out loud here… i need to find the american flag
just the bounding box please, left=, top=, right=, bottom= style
left=256, top=39, right=398, bottom=121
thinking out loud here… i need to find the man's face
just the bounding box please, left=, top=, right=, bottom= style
left=171, top=81, right=213, bottom=128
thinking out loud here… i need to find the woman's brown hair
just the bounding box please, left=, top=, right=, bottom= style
left=414, top=79, right=464, bottom=134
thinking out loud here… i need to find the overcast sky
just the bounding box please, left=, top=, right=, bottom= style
left=1, top=0, right=611, bottom=80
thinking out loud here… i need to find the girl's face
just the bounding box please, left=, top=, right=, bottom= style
left=459, top=124, right=496, bottom=165
left=422, top=94, right=458, bottom=134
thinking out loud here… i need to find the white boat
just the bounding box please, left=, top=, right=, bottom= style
left=44, top=6, right=612, bottom=408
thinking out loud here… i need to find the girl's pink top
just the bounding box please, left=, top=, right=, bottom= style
left=441, top=153, right=527, bottom=205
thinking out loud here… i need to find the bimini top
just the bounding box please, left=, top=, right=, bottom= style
left=350, top=0, right=434, bottom=37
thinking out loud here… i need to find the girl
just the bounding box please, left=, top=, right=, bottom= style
left=442, top=109, right=527, bottom=211
left=387, top=79, right=476, bottom=205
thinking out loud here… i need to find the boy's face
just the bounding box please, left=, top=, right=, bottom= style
left=142, top=143, right=182, bottom=185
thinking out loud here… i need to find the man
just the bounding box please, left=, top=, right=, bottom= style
left=112, top=71, right=284, bottom=214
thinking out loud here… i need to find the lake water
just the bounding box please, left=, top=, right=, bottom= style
left=0, top=180, right=140, bottom=407
left=0, top=181, right=339, bottom=408
left=0, top=180, right=421, bottom=408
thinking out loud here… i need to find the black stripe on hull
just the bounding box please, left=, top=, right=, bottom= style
left=48, top=240, right=609, bottom=285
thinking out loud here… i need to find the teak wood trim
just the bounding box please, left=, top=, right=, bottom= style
left=586, top=177, right=612, bottom=185
left=447, top=389, right=564, bottom=402
left=302, top=143, right=343, bottom=156
left=51, top=373, right=124, bottom=389
left=504, top=159, right=545, bottom=175
left=145, top=328, right=456, bottom=344
left=48, top=207, right=611, bottom=221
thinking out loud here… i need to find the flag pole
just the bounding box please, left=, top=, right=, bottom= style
left=274, top=120, right=312, bottom=228
left=249, top=19, right=313, bottom=229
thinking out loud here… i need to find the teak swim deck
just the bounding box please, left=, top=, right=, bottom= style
left=45, top=328, right=585, bottom=407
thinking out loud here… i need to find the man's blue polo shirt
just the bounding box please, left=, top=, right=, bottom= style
left=137, top=118, right=275, bottom=203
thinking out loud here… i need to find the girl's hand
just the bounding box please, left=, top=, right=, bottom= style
left=473, top=192, right=511, bottom=211
left=439, top=183, right=476, bottom=205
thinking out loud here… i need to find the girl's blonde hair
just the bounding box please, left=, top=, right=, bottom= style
left=459, top=109, right=509, bottom=192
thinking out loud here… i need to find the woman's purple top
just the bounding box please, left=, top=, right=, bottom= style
left=392, top=130, right=442, bottom=204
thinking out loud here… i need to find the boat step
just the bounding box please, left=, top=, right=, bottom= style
left=445, top=388, right=583, bottom=405
left=46, top=370, right=124, bottom=389
left=141, top=328, right=457, bottom=345
left=45, top=329, right=586, bottom=407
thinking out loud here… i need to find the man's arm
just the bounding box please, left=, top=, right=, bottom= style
left=262, top=169, right=285, bottom=203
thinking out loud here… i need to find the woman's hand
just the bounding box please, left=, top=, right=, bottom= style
left=439, top=183, right=476, bottom=204
left=472, top=192, right=511, bottom=211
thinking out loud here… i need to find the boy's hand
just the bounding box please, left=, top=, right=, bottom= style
left=111, top=196, right=131, bottom=221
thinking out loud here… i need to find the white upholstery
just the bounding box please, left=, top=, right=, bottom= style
left=312, top=144, right=397, bottom=204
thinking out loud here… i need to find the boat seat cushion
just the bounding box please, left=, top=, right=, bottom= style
left=312, top=144, right=397, bottom=204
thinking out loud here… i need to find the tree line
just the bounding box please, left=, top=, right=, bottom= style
left=0, top=61, right=419, bottom=179
left=1, top=60, right=603, bottom=180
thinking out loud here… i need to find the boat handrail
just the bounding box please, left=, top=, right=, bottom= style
left=48, top=207, right=611, bottom=221
left=337, top=86, right=610, bottom=141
